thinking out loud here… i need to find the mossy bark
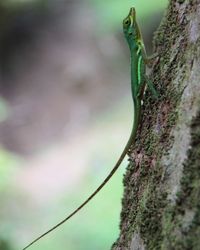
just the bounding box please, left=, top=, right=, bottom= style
left=112, top=0, right=200, bottom=249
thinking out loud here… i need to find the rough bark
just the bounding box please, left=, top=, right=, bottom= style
left=113, top=1, right=200, bottom=249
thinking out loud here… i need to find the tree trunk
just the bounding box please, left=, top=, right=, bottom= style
left=113, top=1, right=200, bottom=249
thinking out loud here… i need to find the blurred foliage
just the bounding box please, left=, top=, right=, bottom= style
left=0, top=0, right=168, bottom=32
left=0, top=0, right=48, bottom=8
left=30, top=169, right=124, bottom=250
left=88, top=0, right=168, bottom=31
left=0, top=239, right=12, bottom=250
left=0, top=147, right=20, bottom=192
left=0, top=97, right=9, bottom=122
left=0, top=0, right=51, bottom=33
left=0, top=0, right=50, bottom=27
left=21, top=99, right=129, bottom=250
left=0, top=0, right=54, bottom=80
left=0, top=149, right=20, bottom=250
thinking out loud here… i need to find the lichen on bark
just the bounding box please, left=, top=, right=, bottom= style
left=112, top=1, right=200, bottom=249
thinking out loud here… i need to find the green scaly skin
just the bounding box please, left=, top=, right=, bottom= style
left=22, top=7, right=155, bottom=250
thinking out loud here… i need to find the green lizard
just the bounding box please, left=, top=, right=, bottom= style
left=22, top=7, right=157, bottom=250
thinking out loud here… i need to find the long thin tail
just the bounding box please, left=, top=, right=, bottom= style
left=22, top=112, right=139, bottom=250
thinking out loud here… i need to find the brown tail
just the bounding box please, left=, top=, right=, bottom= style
left=22, top=101, right=140, bottom=250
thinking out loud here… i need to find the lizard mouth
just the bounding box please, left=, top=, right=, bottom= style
left=129, top=7, right=136, bottom=19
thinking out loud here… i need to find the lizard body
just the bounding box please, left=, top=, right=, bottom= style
left=22, top=7, right=156, bottom=250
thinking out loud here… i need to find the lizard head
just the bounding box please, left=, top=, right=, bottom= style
left=123, top=7, right=142, bottom=48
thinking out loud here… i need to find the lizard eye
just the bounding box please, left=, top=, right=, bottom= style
left=124, top=18, right=130, bottom=26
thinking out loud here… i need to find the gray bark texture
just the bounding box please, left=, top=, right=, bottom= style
left=112, top=0, right=200, bottom=249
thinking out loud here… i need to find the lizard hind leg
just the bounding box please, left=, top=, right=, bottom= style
left=144, top=52, right=159, bottom=67
left=145, top=76, right=159, bottom=99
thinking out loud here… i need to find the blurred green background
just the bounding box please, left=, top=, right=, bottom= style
left=0, top=0, right=167, bottom=249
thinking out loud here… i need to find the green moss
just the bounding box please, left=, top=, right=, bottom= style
left=113, top=1, right=199, bottom=249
